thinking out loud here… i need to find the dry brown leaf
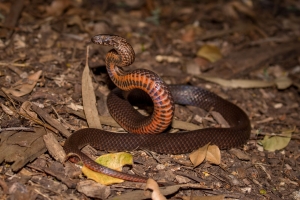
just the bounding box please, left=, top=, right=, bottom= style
left=2, top=70, right=42, bottom=97
left=107, top=185, right=181, bottom=200
left=82, top=46, right=102, bottom=129
left=77, top=180, right=111, bottom=199
left=182, top=26, right=196, bottom=43
left=196, top=75, right=293, bottom=89
left=206, top=145, right=221, bottom=165
left=189, top=143, right=210, bottom=167
left=1, top=103, right=14, bottom=116
left=43, top=132, right=66, bottom=163
left=45, top=0, right=71, bottom=16
left=275, top=76, right=293, bottom=89
left=19, top=101, right=37, bottom=119
left=223, top=1, right=255, bottom=19
left=66, top=15, right=85, bottom=32
left=210, top=111, right=229, bottom=128
left=145, top=179, right=166, bottom=200
left=171, top=119, right=202, bottom=131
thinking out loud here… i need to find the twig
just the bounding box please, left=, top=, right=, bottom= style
left=0, top=62, right=30, bottom=67
left=0, top=127, right=34, bottom=133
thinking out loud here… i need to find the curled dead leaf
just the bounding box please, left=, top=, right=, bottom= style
left=20, top=101, right=37, bottom=119
left=189, top=143, right=210, bottom=167
left=2, top=70, right=42, bottom=97
left=145, top=179, right=166, bottom=200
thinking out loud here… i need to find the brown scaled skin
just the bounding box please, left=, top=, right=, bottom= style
left=63, top=34, right=251, bottom=183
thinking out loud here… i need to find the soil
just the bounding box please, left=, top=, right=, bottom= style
left=0, top=0, right=299, bottom=199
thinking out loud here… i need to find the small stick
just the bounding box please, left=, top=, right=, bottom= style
left=0, top=127, right=34, bottom=133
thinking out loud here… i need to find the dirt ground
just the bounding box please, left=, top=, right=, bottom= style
left=0, top=0, right=299, bottom=199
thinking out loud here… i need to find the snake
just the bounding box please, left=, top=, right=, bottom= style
left=63, top=34, right=251, bottom=183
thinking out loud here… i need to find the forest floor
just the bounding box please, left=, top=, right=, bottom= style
left=0, top=0, right=299, bottom=199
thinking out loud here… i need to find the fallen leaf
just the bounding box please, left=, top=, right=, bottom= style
left=223, top=1, right=255, bottom=19
left=45, top=0, right=71, bottom=16
left=206, top=145, right=221, bottom=165
left=196, top=75, right=293, bottom=89
left=2, top=70, right=42, bottom=97
left=82, top=46, right=102, bottom=129
left=145, top=178, right=166, bottom=200
left=182, top=26, right=196, bottom=43
left=196, top=45, right=222, bottom=63
left=275, top=76, right=293, bottom=89
left=171, top=119, right=202, bottom=131
left=77, top=180, right=111, bottom=199
left=67, top=103, right=83, bottom=111
left=66, top=15, right=85, bottom=32
left=260, top=128, right=293, bottom=151
left=19, top=101, right=38, bottom=120
left=189, top=143, right=210, bottom=167
left=1, top=103, right=14, bottom=116
left=107, top=185, right=181, bottom=200
left=82, top=152, right=133, bottom=185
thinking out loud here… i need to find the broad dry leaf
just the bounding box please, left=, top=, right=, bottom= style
left=275, top=76, right=293, bottom=89
left=197, top=75, right=274, bottom=88
left=196, top=45, right=222, bottom=63
left=146, top=179, right=166, bottom=200
left=2, top=70, right=42, bottom=97
left=197, top=75, right=293, bottom=89
left=189, top=143, right=210, bottom=167
left=82, top=46, right=102, bottom=129
left=260, top=129, right=293, bottom=151
left=206, top=145, right=221, bottom=165
left=82, top=152, right=133, bottom=185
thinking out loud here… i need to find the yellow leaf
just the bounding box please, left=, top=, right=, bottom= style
left=260, top=129, right=293, bottom=151
left=82, top=152, right=133, bottom=185
left=196, top=45, right=222, bottom=63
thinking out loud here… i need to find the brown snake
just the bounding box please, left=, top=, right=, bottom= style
left=64, top=34, right=251, bottom=183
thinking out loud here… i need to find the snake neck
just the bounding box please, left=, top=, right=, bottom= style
left=106, top=63, right=175, bottom=134
left=95, top=34, right=175, bottom=134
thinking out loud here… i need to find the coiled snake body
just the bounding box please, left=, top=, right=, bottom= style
left=64, top=35, right=251, bottom=183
